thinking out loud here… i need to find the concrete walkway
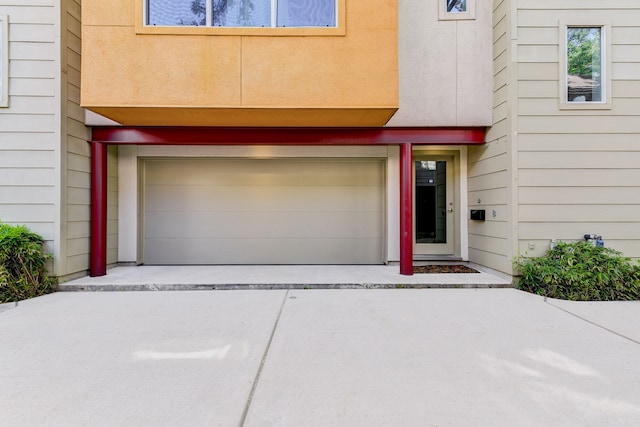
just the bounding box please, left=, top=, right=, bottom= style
left=58, top=264, right=513, bottom=290
left=1, top=289, right=639, bottom=426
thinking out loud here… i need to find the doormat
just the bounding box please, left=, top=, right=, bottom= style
left=413, top=265, right=479, bottom=274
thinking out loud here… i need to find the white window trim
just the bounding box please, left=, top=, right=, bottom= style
left=438, top=0, right=475, bottom=21
left=559, top=20, right=611, bottom=110
left=0, top=15, right=8, bottom=108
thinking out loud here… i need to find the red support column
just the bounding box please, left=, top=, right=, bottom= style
left=399, top=142, right=413, bottom=275
left=90, top=141, right=108, bottom=277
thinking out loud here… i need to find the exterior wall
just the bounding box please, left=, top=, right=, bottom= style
left=387, top=0, right=493, bottom=126
left=81, top=0, right=398, bottom=127
left=515, top=1, right=640, bottom=259
left=467, top=0, right=514, bottom=274
left=475, top=0, right=640, bottom=276
left=63, top=0, right=92, bottom=277
left=0, top=1, right=60, bottom=267
left=0, top=0, right=91, bottom=279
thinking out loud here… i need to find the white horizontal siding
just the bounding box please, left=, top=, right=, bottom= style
left=11, top=60, right=56, bottom=78
left=515, top=2, right=640, bottom=260
left=0, top=167, right=55, bottom=185
left=0, top=186, right=54, bottom=204
left=520, top=222, right=640, bottom=240
left=0, top=5, right=55, bottom=24
left=518, top=133, right=640, bottom=151
left=520, top=187, right=640, bottom=205
left=9, top=77, right=55, bottom=96
left=518, top=151, right=640, bottom=169
left=518, top=98, right=640, bottom=116
left=0, top=3, right=61, bottom=273
left=9, top=22, right=55, bottom=41
left=62, top=0, right=92, bottom=276
left=67, top=221, right=88, bottom=239
left=0, top=150, right=53, bottom=167
left=467, top=0, right=512, bottom=274
left=518, top=10, right=640, bottom=27
left=520, top=169, right=640, bottom=188
left=468, top=247, right=510, bottom=273
left=0, top=204, right=54, bottom=222
left=518, top=0, right=640, bottom=9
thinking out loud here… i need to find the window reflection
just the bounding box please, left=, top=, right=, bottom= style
left=147, top=0, right=336, bottom=27
left=567, top=27, right=602, bottom=102
left=214, top=0, right=270, bottom=27
left=278, top=0, right=335, bottom=27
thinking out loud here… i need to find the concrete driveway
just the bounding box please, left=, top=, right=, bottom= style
left=1, top=289, right=639, bottom=426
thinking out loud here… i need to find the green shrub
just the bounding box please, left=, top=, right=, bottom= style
left=0, top=222, right=55, bottom=303
left=515, top=241, right=640, bottom=301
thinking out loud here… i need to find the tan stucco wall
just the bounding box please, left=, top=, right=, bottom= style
left=81, top=0, right=398, bottom=126
left=387, top=0, right=493, bottom=126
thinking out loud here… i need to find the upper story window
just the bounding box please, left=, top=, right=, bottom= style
left=567, top=27, right=602, bottom=103
left=560, top=22, right=611, bottom=110
left=438, top=0, right=475, bottom=21
left=147, top=0, right=336, bottom=28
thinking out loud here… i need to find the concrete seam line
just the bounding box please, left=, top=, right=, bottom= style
left=238, top=289, right=289, bottom=427
left=545, top=301, right=640, bottom=346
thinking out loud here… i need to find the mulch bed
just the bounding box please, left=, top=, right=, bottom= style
left=413, top=265, right=479, bottom=274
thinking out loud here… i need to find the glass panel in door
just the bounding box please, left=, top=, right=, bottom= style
left=414, top=158, right=454, bottom=255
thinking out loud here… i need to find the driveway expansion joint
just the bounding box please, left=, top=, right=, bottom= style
left=545, top=300, right=640, bottom=346
left=238, top=289, right=289, bottom=427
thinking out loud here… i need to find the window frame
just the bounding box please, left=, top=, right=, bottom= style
left=137, top=0, right=345, bottom=36
left=559, top=20, right=611, bottom=110
left=438, top=0, right=475, bottom=21
left=0, top=15, right=8, bottom=108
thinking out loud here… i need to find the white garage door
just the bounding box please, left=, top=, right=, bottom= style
left=143, top=158, right=385, bottom=264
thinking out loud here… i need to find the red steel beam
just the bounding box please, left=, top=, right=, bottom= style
left=399, top=142, right=413, bottom=275
left=89, top=127, right=485, bottom=276
left=91, top=126, right=486, bottom=146
left=90, top=141, right=107, bottom=277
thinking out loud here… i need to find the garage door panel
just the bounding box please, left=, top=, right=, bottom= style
left=145, top=185, right=383, bottom=213
left=144, top=238, right=383, bottom=265
left=143, top=159, right=384, bottom=264
left=145, top=160, right=384, bottom=187
left=145, top=211, right=384, bottom=240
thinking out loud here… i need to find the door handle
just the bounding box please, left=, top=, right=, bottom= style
left=447, top=202, right=454, bottom=213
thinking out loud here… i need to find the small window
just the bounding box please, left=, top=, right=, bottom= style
left=0, top=15, right=8, bottom=108
left=559, top=22, right=611, bottom=110
left=439, top=0, right=475, bottom=21
left=446, top=0, right=467, bottom=13
left=567, top=27, right=602, bottom=103
left=146, top=0, right=336, bottom=28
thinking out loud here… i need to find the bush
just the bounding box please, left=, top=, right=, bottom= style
left=515, top=241, right=640, bottom=301
left=0, top=222, right=55, bottom=303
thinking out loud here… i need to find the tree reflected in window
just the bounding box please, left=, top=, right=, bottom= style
left=567, top=27, right=602, bottom=102
left=447, top=0, right=467, bottom=13
left=147, top=0, right=335, bottom=28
